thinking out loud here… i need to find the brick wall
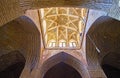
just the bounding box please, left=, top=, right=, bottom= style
left=0, top=0, right=119, bottom=27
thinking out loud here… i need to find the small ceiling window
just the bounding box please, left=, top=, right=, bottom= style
left=69, top=42, right=76, bottom=47
left=59, top=40, right=66, bottom=47
left=69, top=40, right=77, bottom=47
left=48, top=40, right=56, bottom=47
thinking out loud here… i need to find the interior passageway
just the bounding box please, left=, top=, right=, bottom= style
left=43, top=62, right=82, bottom=78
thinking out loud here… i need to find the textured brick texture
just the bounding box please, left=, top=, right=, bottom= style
left=0, top=0, right=119, bottom=27
left=86, top=16, right=120, bottom=78
left=0, top=0, right=120, bottom=78
left=0, top=16, right=40, bottom=78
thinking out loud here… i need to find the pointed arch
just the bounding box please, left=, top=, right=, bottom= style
left=40, top=52, right=90, bottom=78
left=0, top=16, right=41, bottom=77
left=86, top=16, right=120, bottom=65
left=43, top=62, right=82, bottom=78
left=86, top=16, right=120, bottom=77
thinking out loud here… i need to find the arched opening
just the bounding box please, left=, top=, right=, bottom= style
left=40, top=52, right=90, bottom=78
left=43, top=62, right=82, bottom=78
left=102, top=64, right=120, bottom=78
left=101, top=52, right=120, bottom=78
left=0, top=16, right=40, bottom=77
left=86, top=16, right=120, bottom=77
left=0, top=62, right=25, bottom=78
left=0, top=51, right=25, bottom=78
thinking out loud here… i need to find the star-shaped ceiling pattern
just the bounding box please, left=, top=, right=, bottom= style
left=40, top=7, right=88, bottom=48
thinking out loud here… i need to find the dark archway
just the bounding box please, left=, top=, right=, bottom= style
left=101, top=52, right=120, bottom=78
left=0, top=62, right=25, bottom=78
left=40, top=52, right=90, bottom=78
left=44, top=62, right=82, bottom=78
left=0, top=16, right=40, bottom=78
left=0, top=51, right=25, bottom=78
left=102, top=64, right=120, bottom=78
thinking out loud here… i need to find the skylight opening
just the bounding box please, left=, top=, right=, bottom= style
left=59, top=40, right=66, bottom=47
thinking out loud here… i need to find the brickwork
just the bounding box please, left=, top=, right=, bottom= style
left=0, top=0, right=119, bottom=27
left=0, top=0, right=120, bottom=78
left=0, top=16, right=40, bottom=78
left=86, top=16, right=120, bottom=78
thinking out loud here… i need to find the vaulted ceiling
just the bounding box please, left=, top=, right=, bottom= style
left=39, top=7, right=88, bottom=48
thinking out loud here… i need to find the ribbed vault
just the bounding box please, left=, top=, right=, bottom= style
left=40, top=7, right=88, bottom=48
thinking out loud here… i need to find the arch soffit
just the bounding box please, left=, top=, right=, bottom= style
left=86, top=16, right=120, bottom=64
left=0, top=16, right=41, bottom=70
